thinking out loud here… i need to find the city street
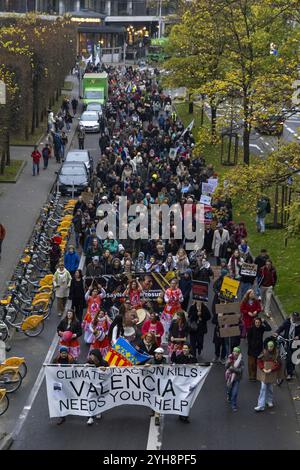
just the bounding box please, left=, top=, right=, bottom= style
left=0, top=126, right=298, bottom=450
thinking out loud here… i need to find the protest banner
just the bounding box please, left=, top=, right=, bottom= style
left=220, top=276, right=240, bottom=300
left=201, top=182, right=215, bottom=195
left=45, top=364, right=212, bottom=418
left=240, top=263, right=258, bottom=277
left=192, top=280, right=209, bottom=301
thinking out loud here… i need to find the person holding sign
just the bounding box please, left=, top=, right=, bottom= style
left=255, top=341, right=281, bottom=412
left=146, top=347, right=168, bottom=426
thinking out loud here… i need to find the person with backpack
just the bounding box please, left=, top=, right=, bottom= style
left=256, top=196, right=270, bottom=233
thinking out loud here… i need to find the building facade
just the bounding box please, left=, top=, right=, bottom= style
left=0, top=0, right=178, bottom=58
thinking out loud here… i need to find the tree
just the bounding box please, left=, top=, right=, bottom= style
left=165, top=0, right=300, bottom=162
left=163, top=0, right=228, bottom=138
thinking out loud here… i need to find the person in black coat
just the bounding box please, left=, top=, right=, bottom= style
left=188, top=300, right=211, bottom=358
left=135, top=332, right=157, bottom=359
left=275, top=312, right=300, bottom=379
left=203, top=224, right=214, bottom=255
left=69, top=269, right=86, bottom=322
left=179, top=270, right=193, bottom=312
left=247, top=317, right=271, bottom=381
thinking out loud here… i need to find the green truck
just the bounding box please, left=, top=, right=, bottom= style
left=81, top=72, right=108, bottom=107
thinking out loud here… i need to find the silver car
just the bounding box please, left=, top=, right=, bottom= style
left=79, top=111, right=100, bottom=133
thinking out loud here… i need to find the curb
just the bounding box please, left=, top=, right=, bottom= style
left=0, top=160, right=27, bottom=184
left=0, top=432, right=13, bottom=450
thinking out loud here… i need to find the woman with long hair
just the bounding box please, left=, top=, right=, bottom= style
left=69, top=269, right=85, bottom=322
left=124, top=278, right=144, bottom=309
left=161, top=278, right=183, bottom=343
left=57, top=309, right=82, bottom=360
left=240, top=289, right=262, bottom=336
left=168, top=310, right=189, bottom=357
left=108, top=314, right=125, bottom=345
left=88, top=309, right=112, bottom=359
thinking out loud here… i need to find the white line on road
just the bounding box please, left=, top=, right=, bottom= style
left=147, top=415, right=164, bottom=450
left=11, top=250, right=86, bottom=441
left=249, top=144, right=264, bottom=154
left=285, top=126, right=297, bottom=135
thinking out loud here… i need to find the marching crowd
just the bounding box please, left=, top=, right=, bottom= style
left=49, top=64, right=299, bottom=424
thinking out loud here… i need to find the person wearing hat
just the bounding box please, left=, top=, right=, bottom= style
left=274, top=312, right=300, bottom=380
left=53, top=345, right=74, bottom=365
left=146, top=347, right=168, bottom=426
left=85, top=256, right=103, bottom=289
left=225, top=346, right=244, bottom=412
left=85, top=349, right=109, bottom=425
left=255, top=340, right=281, bottom=411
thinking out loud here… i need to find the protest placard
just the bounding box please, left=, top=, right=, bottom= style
left=200, top=194, right=212, bottom=206
left=216, top=302, right=241, bottom=338
left=207, top=178, right=218, bottom=192
left=240, top=263, right=258, bottom=277
left=45, top=364, right=212, bottom=418
left=202, top=182, right=215, bottom=195
left=192, top=280, right=209, bottom=301
left=220, top=276, right=240, bottom=300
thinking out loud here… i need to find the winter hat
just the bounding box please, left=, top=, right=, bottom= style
left=154, top=347, right=164, bottom=354
left=233, top=347, right=241, bottom=353
left=59, top=346, right=68, bottom=353
left=267, top=341, right=275, bottom=349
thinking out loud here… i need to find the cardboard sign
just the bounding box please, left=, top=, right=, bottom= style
left=219, top=326, right=241, bottom=338
left=192, top=280, right=209, bottom=301
left=220, top=276, right=240, bottom=300
left=240, top=263, right=258, bottom=277
left=202, top=182, right=215, bottom=195
left=216, top=303, right=240, bottom=314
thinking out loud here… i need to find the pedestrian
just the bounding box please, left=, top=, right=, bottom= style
left=141, top=311, right=164, bottom=347
left=71, top=97, right=78, bottom=116
left=88, top=309, right=112, bottom=358
left=256, top=195, right=270, bottom=233
left=72, top=208, right=84, bottom=249
left=77, top=125, right=85, bottom=149
left=168, top=310, right=189, bottom=357
left=57, top=308, right=82, bottom=360
left=179, top=269, right=193, bottom=311
left=31, top=145, right=41, bottom=176
left=247, top=317, right=271, bottom=381
left=0, top=223, right=6, bottom=259
left=85, top=349, right=109, bottom=425
left=53, top=262, right=72, bottom=316
left=64, top=111, right=73, bottom=132
left=161, top=278, right=183, bottom=343
left=61, top=131, right=68, bottom=161
left=64, top=244, right=80, bottom=278
left=135, top=332, right=158, bottom=357
left=54, top=345, right=74, bottom=425
left=146, top=347, right=168, bottom=425
left=275, top=311, right=300, bottom=380
left=212, top=223, right=230, bottom=265
left=240, top=289, right=262, bottom=337
left=259, top=260, right=277, bottom=318
left=69, top=269, right=86, bottom=323
left=49, top=239, right=61, bottom=274
left=41, top=144, right=51, bottom=169
left=187, top=300, right=211, bottom=359
left=52, top=131, right=63, bottom=163
left=225, top=346, right=244, bottom=412
left=255, top=340, right=281, bottom=411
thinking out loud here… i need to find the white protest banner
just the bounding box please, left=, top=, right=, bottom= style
left=45, top=364, right=211, bottom=418
left=181, top=119, right=194, bottom=137
left=200, top=194, right=212, bottom=206
left=240, top=263, right=258, bottom=277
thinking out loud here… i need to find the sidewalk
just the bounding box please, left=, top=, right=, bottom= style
left=0, top=73, right=80, bottom=298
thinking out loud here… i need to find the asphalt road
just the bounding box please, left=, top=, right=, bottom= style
left=2, top=96, right=300, bottom=451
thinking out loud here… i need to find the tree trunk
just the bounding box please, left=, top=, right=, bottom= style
left=0, top=147, right=5, bottom=175
left=5, top=131, right=10, bottom=166
left=211, top=106, right=217, bottom=138
left=25, top=122, right=29, bottom=141
left=243, top=126, right=250, bottom=165
left=273, top=183, right=279, bottom=226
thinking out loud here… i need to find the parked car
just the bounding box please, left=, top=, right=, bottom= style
left=86, top=102, right=102, bottom=117
left=57, top=162, right=90, bottom=196
left=79, top=110, right=100, bottom=133
left=65, top=150, right=93, bottom=175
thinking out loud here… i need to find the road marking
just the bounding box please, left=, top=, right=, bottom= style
left=286, top=126, right=297, bottom=135
left=249, top=144, right=264, bottom=153
left=11, top=250, right=86, bottom=441
left=147, top=415, right=164, bottom=450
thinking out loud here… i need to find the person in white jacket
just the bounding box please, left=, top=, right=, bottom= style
left=212, top=223, right=230, bottom=265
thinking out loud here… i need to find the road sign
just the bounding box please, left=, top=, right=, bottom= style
left=0, top=81, right=6, bottom=105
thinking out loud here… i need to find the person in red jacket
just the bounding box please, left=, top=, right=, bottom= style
left=240, top=289, right=262, bottom=336
left=141, top=311, right=164, bottom=347
left=31, top=145, right=41, bottom=176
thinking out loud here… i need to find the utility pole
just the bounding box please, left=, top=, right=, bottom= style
left=158, top=0, right=163, bottom=39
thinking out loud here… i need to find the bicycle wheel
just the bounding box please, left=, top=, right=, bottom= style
left=23, top=320, right=44, bottom=337
left=0, top=394, right=9, bottom=416
left=0, top=370, right=22, bottom=393
left=0, top=322, right=9, bottom=342
left=18, top=363, right=28, bottom=379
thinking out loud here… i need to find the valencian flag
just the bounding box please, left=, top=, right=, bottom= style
left=105, top=337, right=151, bottom=366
